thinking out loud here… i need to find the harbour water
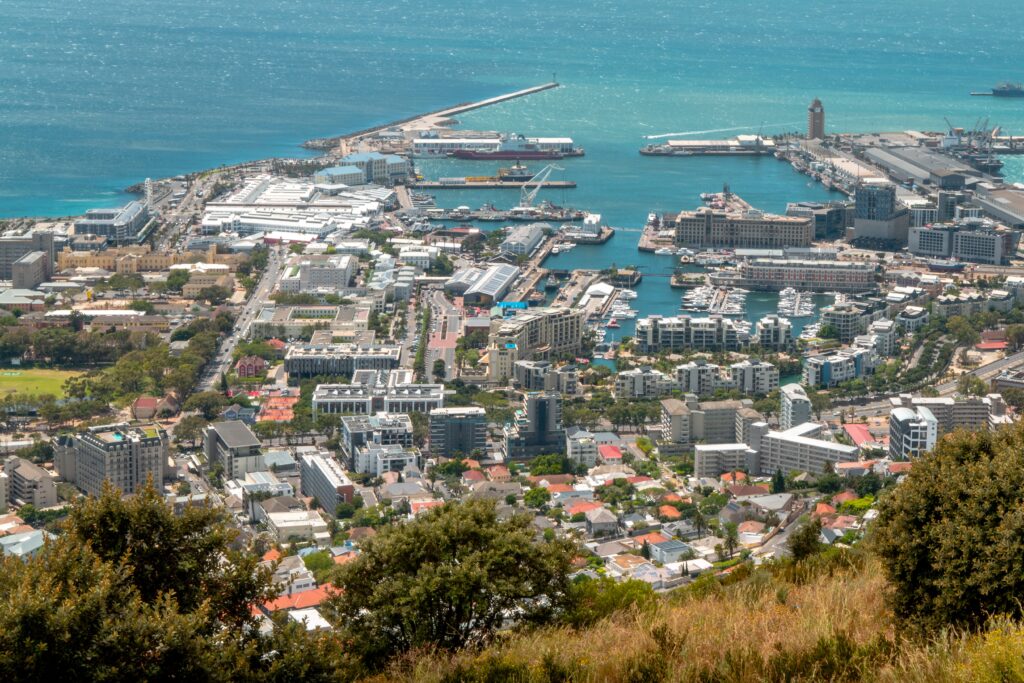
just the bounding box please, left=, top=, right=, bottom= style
left=4, top=0, right=1024, bottom=219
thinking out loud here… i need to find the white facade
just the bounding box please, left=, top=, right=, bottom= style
left=889, top=406, right=938, bottom=460
left=758, top=423, right=859, bottom=475
left=780, top=384, right=812, bottom=430
left=729, top=360, right=779, bottom=395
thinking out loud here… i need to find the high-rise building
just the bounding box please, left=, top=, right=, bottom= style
left=0, top=230, right=55, bottom=281
left=889, top=407, right=938, bottom=459
left=299, top=452, right=355, bottom=515
left=61, top=425, right=168, bottom=497
left=203, top=421, right=263, bottom=480
left=503, top=391, right=565, bottom=459
left=853, top=179, right=910, bottom=243
left=3, top=456, right=57, bottom=508
left=429, top=407, right=488, bottom=457
left=780, top=384, right=812, bottom=430
left=807, top=98, right=825, bottom=139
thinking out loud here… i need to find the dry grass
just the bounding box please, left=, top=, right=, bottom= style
left=359, top=555, right=1024, bottom=683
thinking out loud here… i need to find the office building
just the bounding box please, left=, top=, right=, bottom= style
left=908, top=219, right=1019, bottom=265
left=340, top=413, right=415, bottom=463
left=62, top=424, right=167, bottom=497
left=299, top=453, right=355, bottom=514
left=500, top=223, right=545, bottom=256
left=503, top=391, right=565, bottom=459
left=74, top=201, right=150, bottom=245
left=786, top=201, right=850, bottom=239
left=780, top=384, right=812, bottom=430
left=852, top=180, right=910, bottom=243
left=429, top=407, right=488, bottom=457
left=278, top=254, right=355, bottom=293
left=12, top=251, right=49, bottom=289
left=339, top=152, right=410, bottom=185
left=354, top=444, right=420, bottom=477
left=807, top=98, right=825, bottom=139
left=313, top=165, right=367, bottom=187
left=284, top=342, right=402, bottom=380
left=889, top=407, right=938, bottom=459
left=758, top=423, right=859, bottom=475
left=0, top=230, right=55, bottom=281
left=312, top=369, right=443, bottom=417
left=204, top=421, right=263, bottom=480
left=635, top=315, right=750, bottom=353
left=3, top=456, right=57, bottom=508
left=694, top=444, right=759, bottom=478
left=803, top=347, right=876, bottom=388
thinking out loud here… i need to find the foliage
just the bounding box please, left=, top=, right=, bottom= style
left=957, top=373, right=988, bottom=397
left=873, top=423, right=1024, bottom=633
left=165, top=269, right=191, bottom=292
left=183, top=391, right=228, bottom=419
left=529, top=453, right=573, bottom=476
left=562, top=577, right=657, bottom=628
left=326, top=500, right=575, bottom=670
left=771, top=468, right=786, bottom=494
left=788, top=517, right=824, bottom=562
left=524, top=487, right=552, bottom=509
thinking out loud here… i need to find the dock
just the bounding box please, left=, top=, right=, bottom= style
left=413, top=180, right=575, bottom=190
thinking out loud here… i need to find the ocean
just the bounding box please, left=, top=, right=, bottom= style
left=3, top=0, right=1024, bottom=220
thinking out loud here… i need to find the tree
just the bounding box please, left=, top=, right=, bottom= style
left=197, top=286, right=231, bottom=306
left=327, top=500, right=574, bottom=669
left=957, top=372, right=988, bottom=397
left=432, top=358, right=447, bottom=381
left=173, top=415, right=208, bottom=448
left=562, top=577, right=656, bottom=628
left=873, top=424, right=1024, bottom=632
left=183, top=391, right=228, bottom=420
left=723, top=522, right=739, bottom=559
left=771, top=468, right=786, bottom=494
left=529, top=453, right=572, bottom=476
left=524, top=487, right=551, bottom=509
left=165, top=269, right=191, bottom=292
left=787, top=517, right=823, bottom=562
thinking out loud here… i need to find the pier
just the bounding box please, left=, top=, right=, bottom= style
left=413, top=180, right=575, bottom=190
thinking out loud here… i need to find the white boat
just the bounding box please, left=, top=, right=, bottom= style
left=655, top=247, right=675, bottom=256
left=619, top=289, right=638, bottom=300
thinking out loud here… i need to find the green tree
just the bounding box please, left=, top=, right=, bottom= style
left=562, top=577, right=656, bottom=628
left=165, top=269, right=191, bottom=292
left=529, top=453, right=572, bottom=476
left=327, top=500, right=574, bottom=669
left=183, top=391, right=228, bottom=420
left=197, top=286, right=231, bottom=306
left=957, top=373, right=988, bottom=397
left=723, top=522, right=740, bottom=559
left=787, top=517, right=823, bottom=562
left=771, top=468, right=786, bottom=494
left=873, top=424, right=1024, bottom=632
left=173, top=415, right=208, bottom=448
left=524, top=487, right=552, bottom=509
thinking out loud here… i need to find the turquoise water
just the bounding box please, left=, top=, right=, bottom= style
left=4, top=0, right=1024, bottom=218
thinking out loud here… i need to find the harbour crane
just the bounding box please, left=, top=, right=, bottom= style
left=519, top=163, right=563, bottom=207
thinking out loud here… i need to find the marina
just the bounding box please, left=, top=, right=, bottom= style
left=777, top=287, right=817, bottom=318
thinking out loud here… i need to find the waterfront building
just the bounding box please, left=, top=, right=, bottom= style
left=672, top=201, right=813, bottom=249
left=299, top=453, right=355, bottom=514
left=785, top=201, right=851, bottom=239
left=339, top=413, right=414, bottom=464
left=802, top=348, right=876, bottom=388
left=313, top=165, right=366, bottom=186
left=448, top=263, right=520, bottom=305
left=852, top=179, right=910, bottom=244
left=499, top=223, right=546, bottom=256
left=204, top=421, right=263, bottom=480
left=754, top=314, right=793, bottom=350
left=807, top=98, right=825, bottom=139
left=889, top=407, right=938, bottom=460
left=658, top=397, right=758, bottom=447
left=338, top=151, right=410, bottom=185
left=908, top=219, right=1018, bottom=265
left=429, top=407, right=487, bottom=458
left=74, top=201, right=150, bottom=245
left=932, top=292, right=987, bottom=318
left=757, top=423, right=859, bottom=475
left=503, top=392, right=565, bottom=460
left=694, top=444, right=759, bottom=478
left=780, top=384, right=812, bottom=430
left=283, top=341, right=402, bottom=380
left=635, top=315, right=750, bottom=353
left=59, top=424, right=167, bottom=497
left=713, top=259, right=877, bottom=292
left=865, top=320, right=897, bottom=356
left=729, top=359, right=779, bottom=395
left=819, top=302, right=871, bottom=342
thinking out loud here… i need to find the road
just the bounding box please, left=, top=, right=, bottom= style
left=425, top=289, right=461, bottom=380
left=197, top=248, right=283, bottom=391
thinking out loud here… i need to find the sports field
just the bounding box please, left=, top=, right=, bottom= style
left=0, top=369, right=82, bottom=398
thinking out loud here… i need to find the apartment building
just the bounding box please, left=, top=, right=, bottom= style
left=889, top=407, right=938, bottom=459
left=299, top=453, right=355, bottom=514
left=715, top=259, right=877, bottom=292
left=489, top=307, right=585, bottom=360
left=694, top=444, right=759, bottom=478
left=757, top=423, right=859, bottom=475
left=614, top=366, right=676, bottom=399
left=428, top=407, right=487, bottom=458
left=780, top=384, right=812, bottom=430
left=353, top=444, right=420, bottom=477
left=284, top=342, right=402, bottom=380
left=672, top=206, right=813, bottom=249
left=204, top=421, right=263, bottom=480
left=635, top=315, right=749, bottom=354
left=62, top=424, right=167, bottom=497
left=3, top=456, right=57, bottom=508
left=802, top=347, right=876, bottom=388
left=754, top=314, right=793, bottom=350
left=339, top=413, right=415, bottom=464
left=730, top=359, right=779, bottom=395
left=503, top=391, right=565, bottom=460
left=312, top=369, right=443, bottom=417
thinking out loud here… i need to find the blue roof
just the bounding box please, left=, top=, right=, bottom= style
left=319, top=165, right=364, bottom=176
left=342, top=152, right=386, bottom=163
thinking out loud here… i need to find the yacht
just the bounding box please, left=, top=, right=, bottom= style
left=655, top=247, right=675, bottom=256
left=619, top=289, right=638, bottom=300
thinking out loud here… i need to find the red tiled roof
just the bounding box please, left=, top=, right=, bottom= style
left=263, top=584, right=338, bottom=612
left=462, top=470, right=486, bottom=482
left=814, top=502, right=837, bottom=517
left=661, top=493, right=683, bottom=503
left=737, top=520, right=766, bottom=534
left=634, top=531, right=671, bottom=546
left=262, top=548, right=282, bottom=562
left=528, top=474, right=575, bottom=486
left=720, top=471, right=747, bottom=483
left=411, top=501, right=444, bottom=515
left=598, top=444, right=623, bottom=460
left=832, top=490, right=859, bottom=506
left=976, top=341, right=1008, bottom=351
left=547, top=484, right=574, bottom=494
left=333, top=552, right=358, bottom=565
left=836, top=459, right=876, bottom=471
left=567, top=501, right=603, bottom=516
left=888, top=461, right=913, bottom=474
left=658, top=505, right=682, bottom=519
left=843, top=423, right=875, bottom=446
left=627, top=475, right=653, bottom=484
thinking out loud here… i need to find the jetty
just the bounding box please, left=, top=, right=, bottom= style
left=413, top=180, right=575, bottom=190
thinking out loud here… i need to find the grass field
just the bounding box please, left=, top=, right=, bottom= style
left=0, top=369, right=82, bottom=399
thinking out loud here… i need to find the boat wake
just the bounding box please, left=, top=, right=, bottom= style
left=643, top=122, right=798, bottom=140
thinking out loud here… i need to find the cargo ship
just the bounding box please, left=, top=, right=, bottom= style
left=971, top=82, right=1024, bottom=97
left=450, top=134, right=584, bottom=160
